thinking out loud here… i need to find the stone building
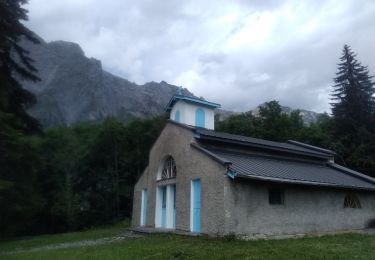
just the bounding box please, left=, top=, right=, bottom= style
left=132, top=93, right=375, bottom=236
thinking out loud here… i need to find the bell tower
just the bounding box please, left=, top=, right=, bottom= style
left=165, top=87, right=221, bottom=130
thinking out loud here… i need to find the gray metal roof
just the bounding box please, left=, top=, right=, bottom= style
left=195, top=129, right=333, bottom=159
left=205, top=147, right=375, bottom=191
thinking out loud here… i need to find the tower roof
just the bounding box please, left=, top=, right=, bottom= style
left=165, top=93, right=221, bottom=112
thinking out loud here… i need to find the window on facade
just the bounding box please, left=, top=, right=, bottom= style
left=344, top=194, right=361, bottom=208
left=161, top=156, right=177, bottom=180
left=269, top=188, right=284, bottom=205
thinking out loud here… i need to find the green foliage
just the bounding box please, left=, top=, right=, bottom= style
left=217, top=94, right=375, bottom=178
left=331, top=45, right=375, bottom=130
left=216, top=101, right=307, bottom=142
left=1, top=112, right=166, bottom=238
left=28, top=116, right=167, bottom=235
left=0, top=0, right=43, bottom=238
left=330, top=45, right=375, bottom=176
left=0, top=134, right=44, bottom=238
left=0, top=0, right=41, bottom=133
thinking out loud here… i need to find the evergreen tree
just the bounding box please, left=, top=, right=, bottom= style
left=0, top=0, right=42, bottom=238
left=330, top=45, right=375, bottom=131
left=0, top=0, right=40, bottom=133
left=330, top=45, right=375, bottom=177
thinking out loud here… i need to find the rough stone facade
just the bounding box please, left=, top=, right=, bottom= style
left=132, top=122, right=375, bottom=236
left=132, top=122, right=227, bottom=234
left=223, top=179, right=375, bottom=236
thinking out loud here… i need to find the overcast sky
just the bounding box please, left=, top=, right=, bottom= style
left=26, top=0, right=375, bottom=113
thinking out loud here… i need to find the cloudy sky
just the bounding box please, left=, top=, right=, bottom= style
left=26, top=0, right=375, bottom=113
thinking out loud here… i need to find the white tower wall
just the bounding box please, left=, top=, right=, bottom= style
left=170, top=100, right=215, bottom=130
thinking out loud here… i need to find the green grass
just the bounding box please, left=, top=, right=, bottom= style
left=0, top=219, right=129, bottom=253
left=1, top=225, right=375, bottom=259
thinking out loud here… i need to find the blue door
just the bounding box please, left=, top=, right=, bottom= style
left=172, top=184, right=176, bottom=228
left=195, top=108, right=205, bottom=128
left=161, top=186, right=167, bottom=228
left=174, top=110, right=180, bottom=122
left=192, top=179, right=201, bottom=232
left=141, top=189, right=147, bottom=226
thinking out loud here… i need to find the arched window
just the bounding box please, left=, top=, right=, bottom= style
left=174, top=110, right=180, bottom=122
left=195, top=108, right=205, bottom=128
left=344, top=194, right=361, bottom=208
left=160, top=156, right=177, bottom=180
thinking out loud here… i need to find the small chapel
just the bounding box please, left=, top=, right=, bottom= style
left=132, top=91, right=375, bottom=236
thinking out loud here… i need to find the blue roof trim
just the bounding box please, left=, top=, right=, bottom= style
left=165, top=95, right=221, bottom=111
left=235, top=173, right=375, bottom=191
left=227, top=168, right=237, bottom=180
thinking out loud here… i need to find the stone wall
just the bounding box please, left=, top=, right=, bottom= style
left=132, top=122, right=227, bottom=235
left=224, top=178, right=375, bottom=236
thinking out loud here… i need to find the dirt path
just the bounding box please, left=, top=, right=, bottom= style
left=0, top=231, right=143, bottom=256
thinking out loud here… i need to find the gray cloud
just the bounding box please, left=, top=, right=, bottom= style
left=26, top=0, right=375, bottom=113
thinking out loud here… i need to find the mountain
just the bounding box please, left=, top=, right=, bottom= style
left=20, top=37, right=195, bottom=128
left=20, top=36, right=320, bottom=127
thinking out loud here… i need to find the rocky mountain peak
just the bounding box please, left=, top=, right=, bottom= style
left=20, top=35, right=321, bottom=128
left=21, top=36, right=190, bottom=127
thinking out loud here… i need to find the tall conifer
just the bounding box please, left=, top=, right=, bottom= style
left=0, top=0, right=42, bottom=238
left=0, top=0, right=40, bottom=133
left=330, top=45, right=375, bottom=131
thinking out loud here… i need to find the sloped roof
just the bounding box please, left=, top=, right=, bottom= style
left=195, top=128, right=334, bottom=159
left=168, top=120, right=375, bottom=191
left=200, top=147, right=375, bottom=191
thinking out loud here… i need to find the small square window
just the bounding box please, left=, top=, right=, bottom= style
left=269, top=188, right=284, bottom=205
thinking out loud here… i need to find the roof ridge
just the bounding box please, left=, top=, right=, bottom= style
left=287, top=140, right=335, bottom=155
left=190, top=142, right=232, bottom=165
left=195, top=129, right=331, bottom=159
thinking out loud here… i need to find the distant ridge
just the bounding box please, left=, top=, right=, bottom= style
left=20, top=36, right=196, bottom=128
left=20, top=35, right=320, bottom=128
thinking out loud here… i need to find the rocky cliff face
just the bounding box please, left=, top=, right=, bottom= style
left=21, top=37, right=320, bottom=128
left=21, top=37, right=193, bottom=127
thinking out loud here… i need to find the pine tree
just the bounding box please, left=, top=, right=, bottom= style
left=330, top=45, right=375, bottom=177
left=0, top=0, right=41, bottom=133
left=0, top=0, right=43, bottom=238
left=330, top=45, right=375, bottom=131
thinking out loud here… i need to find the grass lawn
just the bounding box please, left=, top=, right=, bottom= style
left=0, top=219, right=129, bottom=253
left=1, top=226, right=375, bottom=259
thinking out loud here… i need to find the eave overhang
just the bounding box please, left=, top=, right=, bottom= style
left=165, top=95, right=221, bottom=112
